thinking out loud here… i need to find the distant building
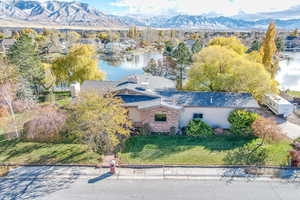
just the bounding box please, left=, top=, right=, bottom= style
left=285, top=36, right=300, bottom=51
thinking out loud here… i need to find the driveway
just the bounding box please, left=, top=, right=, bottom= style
left=279, top=121, right=300, bottom=140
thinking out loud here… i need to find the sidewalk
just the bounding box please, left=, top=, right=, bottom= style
left=2, top=166, right=300, bottom=182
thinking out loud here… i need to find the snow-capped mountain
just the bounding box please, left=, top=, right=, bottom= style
left=0, top=0, right=126, bottom=27
left=1, top=0, right=300, bottom=30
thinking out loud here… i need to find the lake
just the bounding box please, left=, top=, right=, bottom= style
left=99, top=52, right=300, bottom=92
left=277, top=52, right=300, bottom=91
left=99, top=53, right=163, bottom=81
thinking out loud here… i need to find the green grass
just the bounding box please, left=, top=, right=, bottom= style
left=119, top=136, right=291, bottom=166
left=287, top=90, right=300, bottom=98
left=0, top=139, right=101, bottom=165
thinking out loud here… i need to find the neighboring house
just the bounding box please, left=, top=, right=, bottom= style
left=104, top=40, right=137, bottom=54
left=0, top=39, right=16, bottom=54
left=80, top=74, right=260, bottom=133
left=285, top=36, right=300, bottom=51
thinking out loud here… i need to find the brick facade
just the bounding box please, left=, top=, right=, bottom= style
left=139, top=106, right=181, bottom=133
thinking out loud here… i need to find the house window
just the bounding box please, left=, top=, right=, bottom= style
left=154, top=113, right=167, bottom=122
left=193, top=113, right=203, bottom=119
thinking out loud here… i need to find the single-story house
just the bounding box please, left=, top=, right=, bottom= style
left=79, top=74, right=260, bottom=133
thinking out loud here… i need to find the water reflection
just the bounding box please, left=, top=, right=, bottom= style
left=99, top=53, right=163, bottom=81
left=100, top=52, right=300, bottom=91
left=277, top=52, right=300, bottom=91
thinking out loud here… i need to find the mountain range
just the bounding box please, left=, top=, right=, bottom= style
left=1, top=0, right=300, bottom=30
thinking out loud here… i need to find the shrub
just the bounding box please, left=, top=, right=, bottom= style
left=139, top=123, right=152, bottom=136
left=170, top=126, right=177, bottom=136
left=186, top=119, right=214, bottom=137
left=0, top=105, right=9, bottom=118
left=23, top=105, right=66, bottom=142
left=252, top=117, right=288, bottom=144
left=228, top=110, right=259, bottom=136
left=223, top=141, right=268, bottom=166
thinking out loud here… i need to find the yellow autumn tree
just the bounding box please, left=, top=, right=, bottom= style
left=65, top=91, right=132, bottom=153
left=185, top=46, right=278, bottom=100
left=260, top=22, right=278, bottom=79
left=208, top=37, right=247, bottom=55
left=52, top=44, right=105, bottom=84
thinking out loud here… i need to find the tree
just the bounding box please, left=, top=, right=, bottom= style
left=186, top=119, right=214, bottom=137
left=23, top=105, right=66, bottom=142
left=158, top=30, right=164, bottom=41
left=98, top=32, right=109, bottom=42
left=8, top=34, right=44, bottom=94
left=228, top=110, right=259, bottom=136
left=247, top=40, right=261, bottom=53
left=260, top=22, right=278, bottom=79
left=0, top=61, right=19, bottom=137
left=52, top=45, right=105, bottom=84
left=64, top=91, right=132, bottom=153
left=275, top=37, right=285, bottom=52
left=208, top=37, right=247, bottom=55
left=66, top=31, right=81, bottom=45
left=191, top=39, right=202, bottom=54
left=290, top=29, right=298, bottom=37
left=252, top=117, right=287, bottom=144
left=172, top=42, right=192, bottom=89
left=185, top=46, right=278, bottom=100
left=128, top=26, right=138, bottom=40
left=143, top=59, right=166, bottom=76
left=170, top=29, right=176, bottom=41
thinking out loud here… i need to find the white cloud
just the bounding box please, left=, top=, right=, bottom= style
left=112, top=0, right=300, bottom=16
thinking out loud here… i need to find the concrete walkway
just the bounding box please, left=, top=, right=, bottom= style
left=2, top=166, right=300, bottom=181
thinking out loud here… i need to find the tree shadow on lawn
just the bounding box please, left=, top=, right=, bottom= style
left=0, top=166, right=81, bottom=200
left=1, top=140, right=98, bottom=164
left=121, top=135, right=256, bottom=160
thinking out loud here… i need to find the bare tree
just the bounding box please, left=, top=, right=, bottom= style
left=0, top=82, right=19, bottom=137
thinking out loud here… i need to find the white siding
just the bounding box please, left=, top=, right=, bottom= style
left=179, top=107, right=234, bottom=129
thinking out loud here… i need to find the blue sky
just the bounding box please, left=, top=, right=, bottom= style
left=56, top=0, right=300, bottom=17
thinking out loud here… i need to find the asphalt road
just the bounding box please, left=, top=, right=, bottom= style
left=2, top=177, right=300, bottom=200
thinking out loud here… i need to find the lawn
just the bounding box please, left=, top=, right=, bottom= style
left=0, top=138, right=101, bottom=165
left=119, top=136, right=292, bottom=166
left=288, top=90, right=300, bottom=98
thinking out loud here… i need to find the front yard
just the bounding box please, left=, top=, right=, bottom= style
left=119, top=136, right=292, bottom=166
left=0, top=138, right=101, bottom=165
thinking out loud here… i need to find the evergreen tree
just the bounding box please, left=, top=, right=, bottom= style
left=260, top=22, right=278, bottom=79
left=247, top=40, right=261, bottom=53
left=172, top=42, right=192, bottom=89
left=275, top=37, right=285, bottom=52
left=8, top=34, right=44, bottom=94
left=191, top=40, right=202, bottom=54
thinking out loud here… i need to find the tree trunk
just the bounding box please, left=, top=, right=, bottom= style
left=7, top=101, right=19, bottom=138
